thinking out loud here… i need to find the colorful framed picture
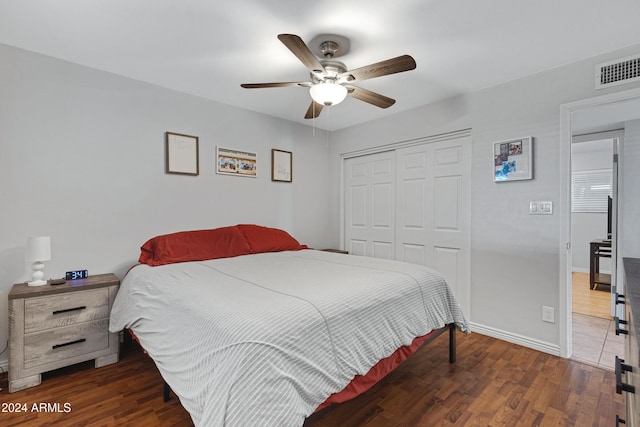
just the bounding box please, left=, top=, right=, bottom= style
left=271, top=149, right=292, bottom=182
left=493, top=137, right=533, bottom=182
left=216, top=147, right=257, bottom=177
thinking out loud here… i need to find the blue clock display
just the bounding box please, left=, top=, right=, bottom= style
left=65, top=270, right=89, bottom=280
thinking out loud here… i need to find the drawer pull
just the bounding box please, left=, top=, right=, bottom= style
left=616, top=415, right=626, bottom=425
left=615, top=317, right=628, bottom=335
left=52, top=338, right=86, bottom=350
left=52, top=306, right=86, bottom=315
left=615, top=356, right=635, bottom=394
left=615, top=293, right=625, bottom=305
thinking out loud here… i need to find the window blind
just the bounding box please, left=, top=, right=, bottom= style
left=571, top=169, right=612, bottom=213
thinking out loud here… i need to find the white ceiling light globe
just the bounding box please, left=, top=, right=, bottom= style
left=310, top=82, right=348, bottom=106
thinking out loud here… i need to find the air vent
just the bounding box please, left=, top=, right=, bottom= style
left=595, top=54, right=640, bottom=89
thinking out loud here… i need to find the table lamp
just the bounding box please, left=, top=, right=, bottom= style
left=26, top=236, right=51, bottom=286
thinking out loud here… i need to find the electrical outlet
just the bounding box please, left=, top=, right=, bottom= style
left=542, top=306, right=555, bottom=323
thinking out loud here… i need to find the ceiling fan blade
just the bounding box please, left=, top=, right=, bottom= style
left=304, top=101, right=324, bottom=119
left=278, top=34, right=326, bottom=74
left=341, top=55, right=416, bottom=82
left=345, top=85, right=396, bottom=109
left=241, top=82, right=309, bottom=89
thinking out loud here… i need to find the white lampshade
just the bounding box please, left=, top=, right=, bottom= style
left=26, top=236, right=51, bottom=286
left=27, top=236, right=51, bottom=262
left=309, top=82, right=348, bottom=106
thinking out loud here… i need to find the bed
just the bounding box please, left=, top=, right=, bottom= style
left=109, top=225, right=469, bottom=426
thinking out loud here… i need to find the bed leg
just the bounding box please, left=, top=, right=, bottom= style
left=123, top=329, right=133, bottom=346
left=163, top=380, right=171, bottom=402
left=448, top=324, right=456, bottom=363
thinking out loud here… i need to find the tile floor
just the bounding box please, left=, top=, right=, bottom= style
left=572, top=312, right=625, bottom=371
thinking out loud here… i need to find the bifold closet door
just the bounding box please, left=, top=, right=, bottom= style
left=344, top=150, right=396, bottom=259
left=395, top=136, right=471, bottom=311
left=343, top=132, right=471, bottom=315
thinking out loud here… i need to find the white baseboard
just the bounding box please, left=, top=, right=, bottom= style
left=469, top=322, right=561, bottom=357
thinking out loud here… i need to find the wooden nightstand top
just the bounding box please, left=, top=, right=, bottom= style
left=9, top=273, right=120, bottom=300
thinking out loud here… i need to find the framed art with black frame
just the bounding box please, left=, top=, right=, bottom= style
left=271, top=149, right=292, bottom=183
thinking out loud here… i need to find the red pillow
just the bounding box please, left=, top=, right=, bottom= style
left=139, top=226, right=252, bottom=266
left=237, top=224, right=307, bottom=253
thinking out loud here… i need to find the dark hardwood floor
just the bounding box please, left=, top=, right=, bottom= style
left=0, top=343, right=193, bottom=427
left=0, top=332, right=624, bottom=426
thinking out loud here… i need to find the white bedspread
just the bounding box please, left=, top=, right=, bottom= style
left=109, top=250, right=468, bottom=426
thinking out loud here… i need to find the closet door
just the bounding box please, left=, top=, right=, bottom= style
left=342, top=132, right=471, bottom=316
left=395, top=135, right=471, bottom=314
left=344, top=151, right=396, bottom=259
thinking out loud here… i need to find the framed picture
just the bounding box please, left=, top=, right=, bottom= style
left=216, top=147, right=257, bottom=177
left=493, top=137, right=533, bottom=182
left=271, top=149, right=292, bottom=182
left=166, top=132, right=199, bottom=176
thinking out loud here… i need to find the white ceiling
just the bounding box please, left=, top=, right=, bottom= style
left=1, top=0, right=640, bottom=131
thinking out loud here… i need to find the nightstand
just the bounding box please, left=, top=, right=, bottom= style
left=8, top=273, right=120, bottom=393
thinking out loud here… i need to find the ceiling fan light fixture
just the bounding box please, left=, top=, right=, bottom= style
left=241, top=34, right=416, bottom=119
left=309, top=81, right=348, bottom=106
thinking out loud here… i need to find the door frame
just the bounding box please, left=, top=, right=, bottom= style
left=559, top=87, right=640, bottom=358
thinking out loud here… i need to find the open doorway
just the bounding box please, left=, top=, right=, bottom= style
left=560, top=87, right=640, bottom=361
left=569, top=132, right=621, bottom=369
left=570, top=132, right=620, bottom=318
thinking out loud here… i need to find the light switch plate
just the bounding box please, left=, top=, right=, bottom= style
left=530, top=201, right=553, bottom=215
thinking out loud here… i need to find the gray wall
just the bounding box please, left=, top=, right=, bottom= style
left=0, top=44, right=333, bottom=365
left=329, top=43, right=640, bottom=351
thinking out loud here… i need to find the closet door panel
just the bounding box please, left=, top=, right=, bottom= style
left=344, top=151, right=396, bottom=258
left=395, top=136, right=471, bottom=316
left=396, top=146, right=431, bottom=266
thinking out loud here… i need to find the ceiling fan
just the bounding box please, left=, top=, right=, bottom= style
left=240, top=34, right=417, bottom=119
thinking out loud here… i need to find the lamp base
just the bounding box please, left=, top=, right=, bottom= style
left=29, top=261, right=47, bottom=287
left=27, top=279, right=48, bottom=287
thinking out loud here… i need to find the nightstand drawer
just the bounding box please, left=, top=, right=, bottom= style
left=23, top=319, right=110, bottom=369
left=24, top=288, right=109, bottom=334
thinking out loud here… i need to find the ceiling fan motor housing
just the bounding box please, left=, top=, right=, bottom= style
left=311, top=59, right=347, bottom=83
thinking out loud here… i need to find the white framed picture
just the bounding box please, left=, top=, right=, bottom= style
left=166, top=132, right=199, bottom=176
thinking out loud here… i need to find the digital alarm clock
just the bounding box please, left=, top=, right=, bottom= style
left=65, top=270, right=89, bottom=280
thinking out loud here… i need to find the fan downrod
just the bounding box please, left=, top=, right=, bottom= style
left=309, top=34, right=350, bottom=59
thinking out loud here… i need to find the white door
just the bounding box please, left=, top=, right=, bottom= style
left=344, top=150, right=396, bottom=259
left=395, top=136, right=471, bottom=315
left=611, top=137, right=621, bottom=318
left=343, top=132, right=472, bottom=317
